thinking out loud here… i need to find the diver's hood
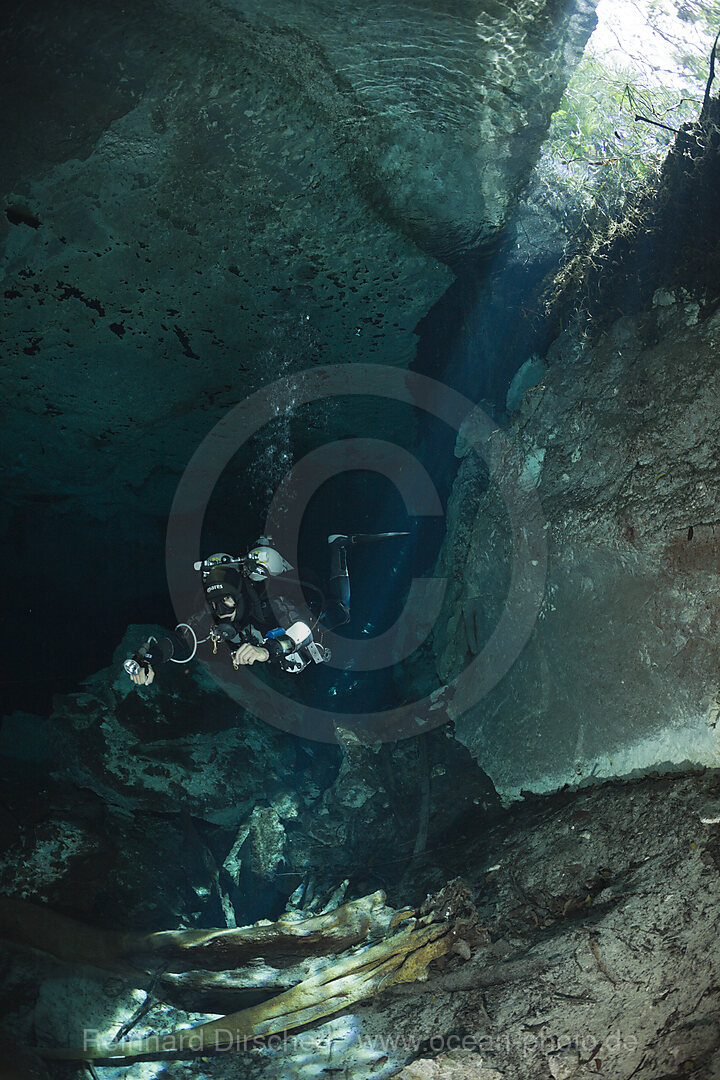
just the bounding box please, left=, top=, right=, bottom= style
left=204, top=565, right=244, bottom=617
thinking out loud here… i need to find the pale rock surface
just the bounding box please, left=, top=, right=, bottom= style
left=435, top=299, right=720, bottom=800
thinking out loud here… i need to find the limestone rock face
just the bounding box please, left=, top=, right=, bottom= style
left=218, top=0, right=599, bottom=260
left=4, top=626, right=301, bottom=825
left=1, top=0, right=442, bottom=532
left=1, top=0, right=597, bottom=530
left=435, top=295, right=720, bottom=800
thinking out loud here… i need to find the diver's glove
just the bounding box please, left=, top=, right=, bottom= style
left=124, top=644, right=155, bottom=686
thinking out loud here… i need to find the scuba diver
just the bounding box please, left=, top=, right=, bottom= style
left=125, top=532, right=408, bottom=684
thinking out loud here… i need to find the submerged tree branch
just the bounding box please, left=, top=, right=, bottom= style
left=4, top=883, right=477, bottom=1064
left=633, top=114, right=680, bottom=135
left=701, top=28, right=720, bottom=120
left=44, top=918, right=456, bottom=1061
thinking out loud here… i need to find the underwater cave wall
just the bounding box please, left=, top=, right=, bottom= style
left=432, top=102, right=720, bottom=800
left=1, top=0, right=597, bottom=707
left=436, top=290, right=720, bottom=801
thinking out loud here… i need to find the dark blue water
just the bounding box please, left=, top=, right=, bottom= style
left=295, top=470, right=447, bottom=714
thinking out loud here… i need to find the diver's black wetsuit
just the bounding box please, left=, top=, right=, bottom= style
left=143, top=575, right=308, bottom=671
left=135, top=533, right=402, bottom=679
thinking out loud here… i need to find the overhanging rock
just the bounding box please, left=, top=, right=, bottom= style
left=1, top=0, right=598, bottom=527
left=436, top=296, right=720, bottom=801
